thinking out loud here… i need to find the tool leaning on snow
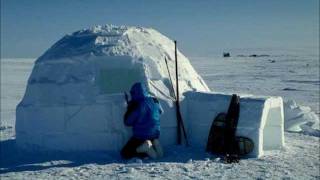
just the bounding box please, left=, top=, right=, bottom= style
left=121, top=82, right=164, bottom=160
left=164, top=40, right=189, bottom=146
left=206, top=94, right=254, bottom=163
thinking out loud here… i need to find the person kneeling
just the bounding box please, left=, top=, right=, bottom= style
left=121, top=82, right=163, bottom=160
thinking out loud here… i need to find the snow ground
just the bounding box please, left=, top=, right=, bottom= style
left=1, top=54, right=319, bottom=179
left=191, top=55, right=319, bottom=116
left=0, top=133, right=319, bottom=179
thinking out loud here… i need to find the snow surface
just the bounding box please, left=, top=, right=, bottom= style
left=1, top=133, right=318, bottom=179
left=1, top=52, right=319, bottom=179
left=192, top=55, right=319, bottom=135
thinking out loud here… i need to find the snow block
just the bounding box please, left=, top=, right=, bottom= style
left=15, top=95, right=178, bottom=151
left=16, top=94, right=132, bottom=151
left=183, top=92, right=285, bottom=157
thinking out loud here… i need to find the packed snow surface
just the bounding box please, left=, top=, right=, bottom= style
left=1, top=50, right=319, bottom=179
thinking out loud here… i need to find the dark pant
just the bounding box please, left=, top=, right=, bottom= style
left=121, top=137, right=148, bottom=159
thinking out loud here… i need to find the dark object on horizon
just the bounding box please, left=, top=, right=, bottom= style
left=223, top=52, right=231, bottom=57
left=249, top=54, right=270, bottom=57
left=268, top=59, right=276, bottom=63
left=237, top=54, right=270, bottom=57
left=282, top=87, right=298, bottom=91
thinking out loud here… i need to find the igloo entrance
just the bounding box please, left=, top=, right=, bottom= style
left=95, top=56, right=145, bottom=94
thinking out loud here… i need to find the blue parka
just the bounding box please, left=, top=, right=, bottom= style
left=124, top=83, right=163, bottom=140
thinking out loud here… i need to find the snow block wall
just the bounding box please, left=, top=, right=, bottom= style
left=16, top=94, right=130, bottom=151
left=183, top=92, right=285, bottom=157
left=15, top=25, right=209, bottom=152
left=16, top=25, right=285, bottom=158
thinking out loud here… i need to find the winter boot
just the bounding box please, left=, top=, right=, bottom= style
left=136, top=140, right=157, bottom=159
left=152, top=139, right=163, bottom=158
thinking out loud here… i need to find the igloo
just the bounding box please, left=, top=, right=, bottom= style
left=16, top=25, right=284, bottom=157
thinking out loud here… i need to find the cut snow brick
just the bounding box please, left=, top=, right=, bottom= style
left=183, top=92, right=284, bottom=157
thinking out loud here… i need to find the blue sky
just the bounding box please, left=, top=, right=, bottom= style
left=1, top=0, right=319, bottom=58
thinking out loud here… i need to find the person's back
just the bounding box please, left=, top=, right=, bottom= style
left=121, top=82, right=163, bottom=159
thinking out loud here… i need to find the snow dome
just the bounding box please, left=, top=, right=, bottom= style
left=21, top=25, right=209, bottom=105
left=16, top=25, right=284, bottom=157
left=16, top=25, right=209, bottom=151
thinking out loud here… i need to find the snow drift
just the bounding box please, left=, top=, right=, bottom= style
left=284, top=100, right=319, bottom=136
left=16, top=25, right=285, bottom=157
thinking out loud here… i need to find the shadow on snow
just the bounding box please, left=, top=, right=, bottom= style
left=0, top=139, right=119, bottom=174
left=0, top=139, right=215, bottom=174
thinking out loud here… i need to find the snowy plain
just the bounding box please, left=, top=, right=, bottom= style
left=1, top=52, right=319, bottom=179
